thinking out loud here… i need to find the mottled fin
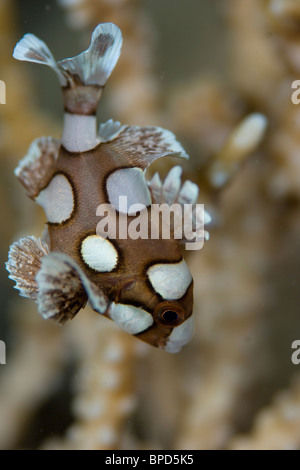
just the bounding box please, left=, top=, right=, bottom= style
left=13, top=23, right=122, bottom=114
left=58, top=23, right=122, bottom=87
left=158, top=166, right=183, bottom=205
left=12, top=33, right=57, bottom=69
left=6, top=236, right=49, bottom=299
left=36, top=253, right=108, bottom=324
left=36, top=253, right=87, bottom=324
left=105, top=126, right=189, bottom=169
left=148, top=166, right=211, bottom=242
left=14, top=137, right=60, bottom=199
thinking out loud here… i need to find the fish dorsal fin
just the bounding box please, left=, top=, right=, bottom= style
left=13, top=23, right=122, bottom=114
left=147, top=166, right=211, bottom=244
left=102, top=125, right=189, bottom=214
left=104, top=125, right=189, bottom=169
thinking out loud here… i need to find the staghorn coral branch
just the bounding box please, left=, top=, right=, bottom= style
left=205, top=113, right=268, bottom=190
left=229, top=375, right=300, bottom=450
left=42, top=309, right=139, bottom=450
left=0, top=311, right=65, bottom=449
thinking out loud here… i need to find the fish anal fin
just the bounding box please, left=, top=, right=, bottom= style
left=14, top=137, right=60, bottom=199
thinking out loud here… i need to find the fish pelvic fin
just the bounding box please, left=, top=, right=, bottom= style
left=36, top=253, right=109, bottom=324
left=6, top=236, right=50, bottom=300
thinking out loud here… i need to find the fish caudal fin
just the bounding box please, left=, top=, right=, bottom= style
left=13, top=23, right=122, bottom=115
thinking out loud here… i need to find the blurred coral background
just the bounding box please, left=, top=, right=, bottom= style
left=1, top=0, right=300, bottom=450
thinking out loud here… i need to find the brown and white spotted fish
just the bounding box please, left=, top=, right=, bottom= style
left=6, top=23, right=209, bottom=352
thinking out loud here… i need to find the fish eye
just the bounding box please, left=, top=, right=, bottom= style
left=154, top=301, right=185, bottom=327
left=162, top=310, right=179, bottom=322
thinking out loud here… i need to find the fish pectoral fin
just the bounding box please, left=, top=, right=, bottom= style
left=36, top=253, right=108, bottom=324
left=6, top=236, right=50, bottom=300
left=14, top=137, right=60, bottom=199
left=104, top=125, right=189, bottom=169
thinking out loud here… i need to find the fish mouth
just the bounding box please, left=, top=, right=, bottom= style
left=163, top=315, right=194, bottom=353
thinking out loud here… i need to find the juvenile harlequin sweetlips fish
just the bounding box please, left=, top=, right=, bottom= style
left=6, top=23, right=209, bottom=352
